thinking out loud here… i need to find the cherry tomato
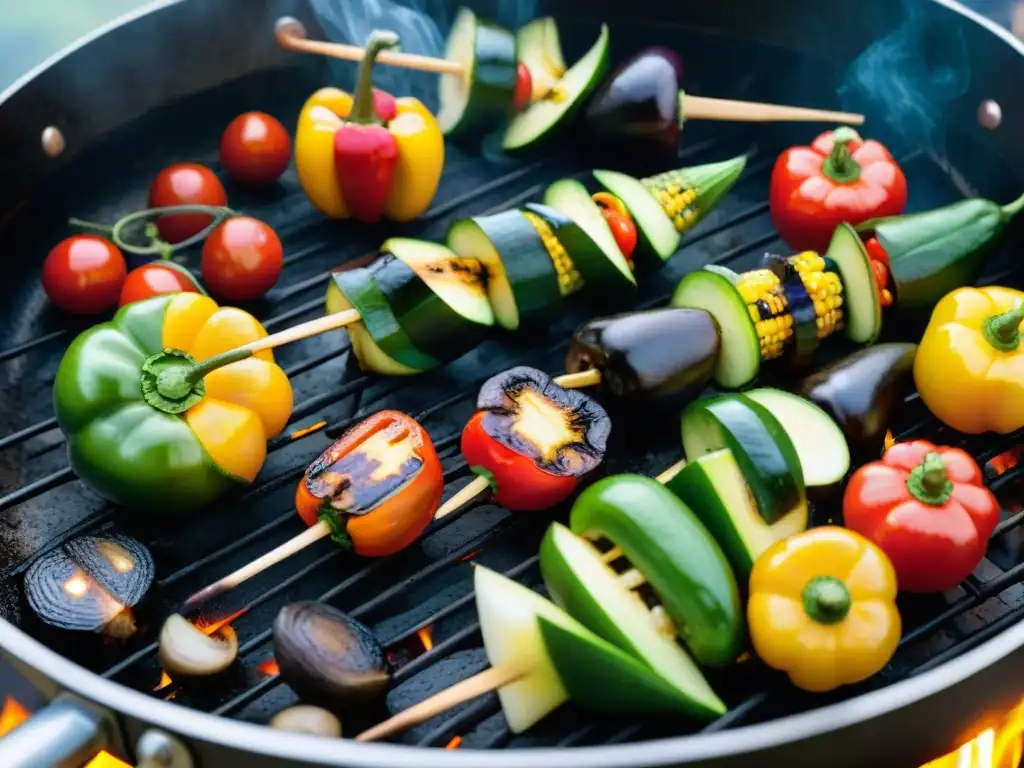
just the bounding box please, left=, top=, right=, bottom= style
left=219, top=112, right=292, bottom=187
left=201, top=216, right=283, bottom=301
left=148, top=163, right=227, bottom=244
left=593, top=193, right=638, bottom=262
left=513, top=62, right=533, bottom=112
left=42, top=235, right=127, bottom=315
left=119, top=262, right=202, bottom=307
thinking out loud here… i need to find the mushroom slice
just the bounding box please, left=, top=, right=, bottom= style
left=269, top=705, right=342, bottom=737
left=158, top=613, right=238, bottom=677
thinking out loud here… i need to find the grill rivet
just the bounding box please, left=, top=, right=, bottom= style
left=275, top=16, right=307, bottom=44
left=41, top=126, right=64, bottom=157
left=135, top=729, right=193, bottom=768
left=978, top=99, right=1002, bottom=130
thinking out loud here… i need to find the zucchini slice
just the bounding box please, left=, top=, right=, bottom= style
left=375, top=237, right=494, bottom=362
left=827, top=222, right=882, bottom=344
left=517, top=17, right=567, bottom=102
left=681, top=394, right=807, bottom=528
left=502, top=24, right=610, bottom=153
left=743, top=388, right=850, bottom=492
left=665, top=449, right=808, bottom=578
left=540, top=523, right=725, bottom=718
left=326, top=272, right=437, bottom=375
left=593, top=169, right=680, bottom=271
left=438, top=8, right=518, bottom=139
left=542, top=178, right=636, bottom=294
left=671, top=269, right=759, bottom=388
left=475, top=565, right=706, bottom=733
left=446, top=210, right=562, bottom=331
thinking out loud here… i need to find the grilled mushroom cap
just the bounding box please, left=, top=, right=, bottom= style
left=273, top=602, right=390, bottom=709
left=158, top=614, right=238, bottom=677
left=269, top=705, right=342, bottom=737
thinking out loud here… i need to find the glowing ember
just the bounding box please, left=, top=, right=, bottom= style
left=290, top=421, right=327, bottom=441
left=84, top=752, right=132, bottom=768
left=989, top=448, right=1021, bottom=477
left=62, top=573, right=89, bottom=598
left=154, top=671, right=173, bottom=692
left=417, top=625, right=434, bottom=652
left=197, top=608, right=247, bottom=636
left=445, top=736, right=462, bottom=750
left=459, top=549, right=483, bottom=562
left=0, top=697, right=29, bottom=737
left=884, top=429, right=896, bottom=452
left=257, top=658, right=280, bottom=677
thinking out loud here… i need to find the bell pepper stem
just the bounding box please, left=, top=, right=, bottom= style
left=982, top=300, right=1024, bottom=352
left=141, top=347, right=253, bottom=414
left=906, top=452, right=954, bottom=505
left=1002, top=192, right=1024, bottom=220
left=802, top=576, right=851, bottom=625
left=350, top=30, right=400, bottom=124
left=820, top=127, right=862, bottom=184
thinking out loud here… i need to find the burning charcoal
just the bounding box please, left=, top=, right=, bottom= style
left=273, top=602, right=390, bottom=710
left=24, top=534, right=154, bottom=640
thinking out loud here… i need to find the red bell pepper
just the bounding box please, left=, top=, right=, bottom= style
left=295, top=410, right=443, bottom=557
left=332, top=32, right=402, bottom=224
left=843, top=440, right=1000, bottom=593
left=460, top=366, right=611, bottom=511
left=770, top=127, right=908, bottom=253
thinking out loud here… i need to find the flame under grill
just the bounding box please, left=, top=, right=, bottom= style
left=0, top=46, right=1022, bottom=764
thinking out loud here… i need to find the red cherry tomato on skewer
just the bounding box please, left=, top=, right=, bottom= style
left=42, top=235, right=127, bottom=315
left=149, top=163, right=228, bottom=244
left=592, top=192, right=638, bottom=264
left=201, top=216, right=283, bottom=302
left=513, top=62, right=533, bottom=112
left=119, top=262, right=202, bottom=307
left=220, top=111, right=292, bottom=187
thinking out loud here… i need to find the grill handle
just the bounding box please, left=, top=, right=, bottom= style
left=0, top=694, right=113, bottom=768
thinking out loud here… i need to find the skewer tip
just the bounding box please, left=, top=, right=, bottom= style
left=275, top=16, right=307, bottom=45
left=178, top=584, right=224, bottom=617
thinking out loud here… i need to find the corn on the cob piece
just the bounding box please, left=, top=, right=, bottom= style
left=642, top=172, right=701, bottom=234
left=524, top=211, right=583, bottom=296
left=735, top=252, right=845, bottom=361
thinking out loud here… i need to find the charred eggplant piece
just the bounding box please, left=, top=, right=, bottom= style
left=565, top=309, right=719, bottom=405
left=273, top=602, right=390, bottom=709
left=583, top=48, right=682, bottom=173
left=798, top=343, right=917, bottom=462
left=270, top=705, right=343, bottom=737
left=24, top=534, right=154, bottom=640
left=159, top=614, right=239, bottom=677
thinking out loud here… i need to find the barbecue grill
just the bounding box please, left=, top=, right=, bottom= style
left=2, top=0, right=1024, bottom=765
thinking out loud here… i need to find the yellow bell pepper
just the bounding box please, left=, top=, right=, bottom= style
left=294, top=31, right=443, bottom=223
left=748, top=526, right=900, bottom=693
left=914, top=285, right=1024, bottom=435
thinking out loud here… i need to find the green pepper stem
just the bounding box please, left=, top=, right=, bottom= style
left=820, top=127, right=862, bottom=184
left=349, top=30, right=400, bottom=124
left=1002, top=192, right=1024, bottom=219
left=69, top=205, right=236, bottom=257
left=905, top=452, right=953, bottom=505
left=184, top=348, right=254, bottom=385
left=141, top=347, right=253, bottom=414
left=802, top=576, right=851, bottom=625
left=982, top=300, right=1024, bottom=352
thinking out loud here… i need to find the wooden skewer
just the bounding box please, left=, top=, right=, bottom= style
left=552, top=368, right=602, bottom=389
left=682, top=94, right=864, bottom=125
left=275, top=16, right=466, bottom=76
left=356, top=665, right=524, bottom=742
left=434, top=475, right=491, bottom=520
left=179, top=523, right=332, bottom=614
left=241, top=309, right=360, bottom=355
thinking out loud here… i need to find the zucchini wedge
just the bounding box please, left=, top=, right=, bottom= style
left=827, top=223, right=882, bottom=344
left=327, top=271, right=438, bottom=375
left=475, top=565, right=715, bottom=734
left=681, top=394, right=807, bottom=529
left=665, top=449, right=807, bottom=578
left=540, top=523, right=725, bottom=718
left=593, top=169, right=680, bottom=271
left=517, top=17, right=567, bottom=101
left=503, top=23, right=610, bottom=153
left=671, top=269, right=760, bottom=388
left=438, top=8, right=518, bottom=139
left=543, top=178, right=636, bottom=295
left=567, top=474, right=744, bottom=667
left=743, top=388, right=850, bottom=495
left=446, top=210, right=562, bottom=331
left=374, top=237, right=495, bottom=362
